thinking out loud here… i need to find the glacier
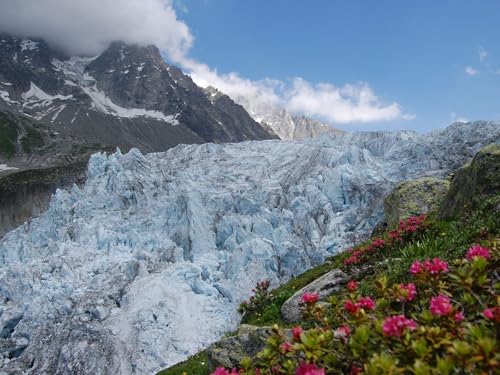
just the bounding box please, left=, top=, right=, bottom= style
left=0, top=122, right=499, bottom=374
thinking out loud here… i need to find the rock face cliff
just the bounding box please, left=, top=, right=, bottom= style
left=0, top=122, right=498, bottom=374
left=0, top=35, right=275, bottom=151
left=233, top=93, right=344, bottom=140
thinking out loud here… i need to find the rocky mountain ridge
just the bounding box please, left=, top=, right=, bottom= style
left=0, top=34, right=276, bottom=159
left=222, top=90, right=345, bottom=140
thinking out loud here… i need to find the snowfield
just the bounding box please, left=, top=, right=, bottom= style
left=0, top=122, right=499, bottom=374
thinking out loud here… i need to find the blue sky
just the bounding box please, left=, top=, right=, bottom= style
left=173, top=0, right=500, bottom=132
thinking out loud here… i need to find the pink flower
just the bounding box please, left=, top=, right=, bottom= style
left=410, top=260, right=423, bottom=275
left=302, top=292, right=320, bottom=304
left=345, top=297, right=376, bottom=314
left=280, top=342, right=293, bottom=352
left=358, top=297, right=376, bottom=311
left=292, top=326, right=303, bottom=341
left=344, top=300, right=359, bottom=314
left=295, top=362, right=326, bottom=375
left=430, top=295, right=453, bottom=316
left=382, top=315, right=418, bottom=337
left=482, top=307, right=500, bottom=322
left=347, top=280, right=358, bottom=292
left=211, top=367, right=239, bottom=375
left=343, top=250, right=363, bottom=265
left=334, top=325, right=351, bottom=341
left=454, top=311, right=465, bottom=323
left=371, top=239, right=386, bottom=248
left=423, top=258, right=448, bottom=275
left=389, top=230, right=402, bottom=241
left=397, top=283, right=417, bottom=302
left=466, top=245, right=491, bottom=261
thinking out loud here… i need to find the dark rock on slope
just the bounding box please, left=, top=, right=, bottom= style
left=439, top=143, right=500, bottom=219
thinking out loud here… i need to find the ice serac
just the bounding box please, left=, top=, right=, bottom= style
left=0, top=122, right=499, bottom=374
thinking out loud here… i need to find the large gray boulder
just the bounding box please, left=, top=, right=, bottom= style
left=207, top=325, right=276, bottom=370
left=439, top=143, right=500, bottom=219
left=384, top=177, right=450, bottom=228
left=280, top=269, right=348, bottom=323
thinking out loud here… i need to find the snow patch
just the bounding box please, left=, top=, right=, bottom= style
left=22, top=82, right=73, bottom=103
left=81, top=85, right=179, bottom=125
left=51, top=105, right=66, bottom=122
left=20, top=40, right=39, bottom=52
left=0, top=90, right=18, bottom=104
left=0, top=164, right=18, bottom=172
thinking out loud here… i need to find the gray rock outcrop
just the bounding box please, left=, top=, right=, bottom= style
left=207, top=325, right=276, bottom=370
left=281, top=269, right=348, bottom=322
left=439, top=143, right=500, bottom=219
left=383, top=177, right=450, bottom=228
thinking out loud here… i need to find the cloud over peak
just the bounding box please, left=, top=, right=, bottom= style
left=0, top=0, right=192, bottom=57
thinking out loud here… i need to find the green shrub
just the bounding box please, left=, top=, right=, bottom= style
left=0, top=112, right=18, bottom=158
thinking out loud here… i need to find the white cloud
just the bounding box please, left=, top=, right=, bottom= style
left=0, top=0, right=414, bottom=125
left=478, top=47, right=488, bottom=62
left=465, top=66, right=479, bottom=76
left=182, top=58, right=414, bottom=124
left=0, top=0, right=193, bottom=58
left=285, top=79, right=415, bottom=123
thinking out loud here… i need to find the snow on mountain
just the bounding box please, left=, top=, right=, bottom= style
left=0, top=35, right=276, bottom=154
left=0, top=122, right=498, bottom=374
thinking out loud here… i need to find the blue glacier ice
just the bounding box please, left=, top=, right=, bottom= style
left=0, top=122, right=498, bottom=374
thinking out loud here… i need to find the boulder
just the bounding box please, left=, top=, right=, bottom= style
left=280, top=269, right=348, bottom=323
left=207, top=325, right=273, bottom=370
left=439, top=143, right=500, bottom=219
left=384, top=177, right=450, bottom=228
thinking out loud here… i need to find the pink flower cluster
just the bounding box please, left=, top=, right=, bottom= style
left=212, top=367, right=240, bottom=375
left=410, top=258, right=448, bottom=275
left=347, top=280, right=358, bottom=292
left=302, top=292, right=320, bottom=304
left=280, top=342, right=293, bottom=352
left=430, top=295, right=453, bottom=316
left=344, top=296, right=376, bottom=314
left=397, top=283, right=417, bottom=302
left=295, top=363, right=326, bottom=375
left=292, top=326, right=303, bottom=341
left=382, top=315, right=418, bottom=337
left=483, top=307, right=500, bottom=322
left=388, top=214, right=427, bottom=242
left=334, top=325, right=351, bottom=342
left=343, top=249, right=363, bottom=266
left=366, top=239, right=386, bottom=253
left=466, top=245, right=491, bottom=261
left=343, top=238, right=387, bottom=266
left=454, top=311, right=465, bottom=323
